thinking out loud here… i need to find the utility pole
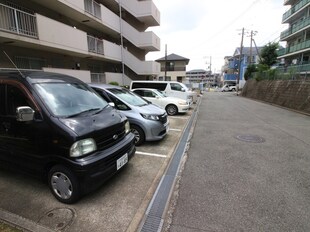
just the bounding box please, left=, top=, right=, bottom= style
left=165, top=44, right=167, bottom=81
left=237, top=27, right=244, bottom=95
left=209, top=56, right=212, bottom=74
left=249, top=30, right=257, bottom=64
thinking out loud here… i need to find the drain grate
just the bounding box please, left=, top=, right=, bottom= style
left=235, top=134, right=265, bottom=143
left=138, top=98, right=200, bottom=232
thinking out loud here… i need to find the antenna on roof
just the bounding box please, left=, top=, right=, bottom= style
left=3, top=51, right=25, bottom=78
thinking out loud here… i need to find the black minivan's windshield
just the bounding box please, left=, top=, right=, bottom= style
left=34, top=82, right=109, bottom=117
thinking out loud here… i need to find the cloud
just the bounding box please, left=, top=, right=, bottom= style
left=148, top=0, right=286, bottom=72
left=160, top=1, right=209, bottom=32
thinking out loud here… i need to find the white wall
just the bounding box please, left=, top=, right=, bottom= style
left=43, top=68, right=91, bottom=83
left=36, top=14, right=88, bottom=54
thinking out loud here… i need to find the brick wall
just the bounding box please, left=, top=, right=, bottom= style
left=241, top=79, right=310, bottom=114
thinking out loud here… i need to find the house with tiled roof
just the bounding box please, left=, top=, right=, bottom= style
left=155, top=53, right=190, bottom=82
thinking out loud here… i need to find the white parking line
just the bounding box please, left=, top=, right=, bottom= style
left=169, top=116, right=189, bottom=119
left=135, top=151, right=167, bottom=158
left=169, top=128, right=182, bottom=132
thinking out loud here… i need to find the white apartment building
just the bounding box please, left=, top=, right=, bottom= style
left=0, top=0, right=161, bottom=85
left=278, top=0, right=310, bottom=72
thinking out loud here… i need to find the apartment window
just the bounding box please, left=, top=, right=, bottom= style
left=15, top=56, right=46, bottom=70
left=84, top=0, right=101, bottom=19
left=166, top=62, right=175, bottom=71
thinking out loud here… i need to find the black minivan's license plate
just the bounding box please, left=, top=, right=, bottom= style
left=117, top=153, right=128, bottom=170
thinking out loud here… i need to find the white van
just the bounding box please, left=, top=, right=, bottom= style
left=130, top=81, right=197, bottom=104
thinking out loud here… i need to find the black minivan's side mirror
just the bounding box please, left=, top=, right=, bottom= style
left=109, top=102, right=115, bottom=107
left=16, top=106, right=35, bottom=122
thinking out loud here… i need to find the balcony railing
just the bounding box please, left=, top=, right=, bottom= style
left=91, top=73, right=106, bottom=83
left=282, top=0, right=310, bottom=22
left=280, top=16, right=310, bottom=39
left=0, top=3, right=38, bottom=38
left=224, top=74, right=238, bottom=81
left=278, top=39, right=310, bottom=56
left=160, top=67, right=186, bottom=72
left=84, top=0, right=101, bottom=19
left=87, top=35, right=104, bottom=55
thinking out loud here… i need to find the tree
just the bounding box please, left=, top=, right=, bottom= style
left=244, top=64, right=257, bottom=80
left=259, top=42, right=279, bottom=67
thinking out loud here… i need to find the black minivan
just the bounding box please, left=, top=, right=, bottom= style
left=0, top=71, right=135, bottom=203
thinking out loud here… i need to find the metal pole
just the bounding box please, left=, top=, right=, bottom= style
left=119, top=0, right=125, bottom=86
left=165, top=44, right=167, bottom=81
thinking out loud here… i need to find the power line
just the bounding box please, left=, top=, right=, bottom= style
left=185, top=0, right=261, bottom=53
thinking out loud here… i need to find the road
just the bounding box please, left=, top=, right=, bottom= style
left=1, top=92, right=310, bottom=232
left=165, top=92, right=310, bottom=232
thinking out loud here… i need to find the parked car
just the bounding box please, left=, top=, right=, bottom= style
left=130, top=80, right=197, bottom=104
left=0, top=71, right=136, bottom=204
left=132, top=88, right=189, bottom=116
left=221, top=84, right=237, bottom=92
left=89, top=84, right=169, bottom=146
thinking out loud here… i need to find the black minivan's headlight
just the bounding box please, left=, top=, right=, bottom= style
left=70, top=138, right=97, bottom=157
left=125, top=121, right=130, bottom=134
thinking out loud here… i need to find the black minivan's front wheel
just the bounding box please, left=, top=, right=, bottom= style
left=48, top=165, right=80, bottom=204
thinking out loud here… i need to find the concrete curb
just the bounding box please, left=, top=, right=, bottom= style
left=0, top=208, right=54, bottom=232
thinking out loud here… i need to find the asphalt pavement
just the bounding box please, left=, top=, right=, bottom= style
left=164, top=92, right=310, bottom=232
left=2, top=92, right=310, bottom=232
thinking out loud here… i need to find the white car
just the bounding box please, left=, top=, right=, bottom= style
left=132, top=88, right=190, bottom=116
left=221, top=84, right=237, bottom=92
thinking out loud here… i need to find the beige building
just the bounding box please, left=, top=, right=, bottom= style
left=0, top=0, right=161, bottom=85
left=155, top=53, right=189, bottom=82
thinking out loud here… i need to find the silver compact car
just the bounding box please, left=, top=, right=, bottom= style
left=89, top=84, right=169, bottom=146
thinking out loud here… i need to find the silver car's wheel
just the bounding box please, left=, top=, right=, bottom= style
left=48, top=165, right=80, bottom=204
left=166, top=104, right=178, bottom=116
left=130, top=124, right=145, bottom=146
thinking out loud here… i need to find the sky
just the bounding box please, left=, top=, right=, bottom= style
left=146, top=0, right=288, bottom=73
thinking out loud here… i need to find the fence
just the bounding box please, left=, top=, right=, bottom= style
left=91, top=73, right=106, bottom=83
left=251, top=66, right=310, bottom=81
left=87, top=35, right=104, bottom=55
left=0, top=3, right=38, bottom=38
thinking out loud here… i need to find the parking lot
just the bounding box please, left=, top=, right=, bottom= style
left=0, top=104, right=197, bottom=232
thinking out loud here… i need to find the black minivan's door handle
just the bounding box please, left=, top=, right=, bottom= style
left=2, top=122, right=10, bottom=132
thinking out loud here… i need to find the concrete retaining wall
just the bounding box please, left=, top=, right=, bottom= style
left=241, top=79, right=310, bottom=114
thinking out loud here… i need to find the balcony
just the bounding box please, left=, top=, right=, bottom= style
left=280, top=16, right=310, bottom=40
left=120, top=0, right=160, bottom=26
left=123, top=49, right=160, bottom=75
left=91, top=73, right=106, bottom=83
left=87, top=35, right=104, bottom=55
left=0, top=3, right=38, bottom=38
left=278, top=39, right=310, bottom=57
left=224, top=74, right=238, bottom=81
left=282, top=0, right=310, bottom=23
left=84, top=0, right=101, bottom=19
left=276, top=63, right=310, bottom=73
left=122, top=21, right=160, bottom=51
